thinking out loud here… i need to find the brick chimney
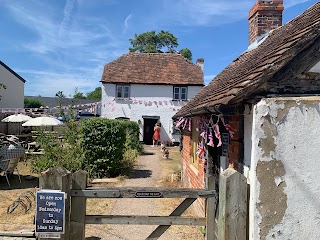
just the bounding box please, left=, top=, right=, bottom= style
left=248, top=0, right=284, bottom=45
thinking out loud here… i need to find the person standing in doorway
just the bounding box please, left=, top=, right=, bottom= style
left=152, top=123, right=161, bottom=147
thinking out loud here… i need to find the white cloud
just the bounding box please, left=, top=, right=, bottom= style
left=59, top=0, right=76, bottom=39
left=123, top=13, right=133, bottom=33
left=159, top=0, right=314, bottom=26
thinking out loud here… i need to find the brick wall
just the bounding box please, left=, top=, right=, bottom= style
left=181, top=132, right=205, bottom=216
left=227, top=116, right=240, bottom=169
left=180, top=115, right=241, bottom=216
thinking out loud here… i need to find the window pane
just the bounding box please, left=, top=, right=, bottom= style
left=174, top=87, right=180, bottom=94
left=181, top=93, right=186, bottom=100
left=124, top=92, right=129, bottom=98
left=117, top=86, right=123, bottom=98
left=181, top=87, right=187, bottom=94
left=174, top=93, right=179, bottom=100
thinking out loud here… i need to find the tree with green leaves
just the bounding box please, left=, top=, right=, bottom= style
left=129, top=30, right=192, bottom=61
left=86, top=87, right=102, bottom=100
left=24, top=97, right=43, bottom=108
left=73, top=87, right=86, bottom=99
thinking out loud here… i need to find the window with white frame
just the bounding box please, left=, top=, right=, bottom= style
left=173, top=86, right=187, bottom=100
left=116, top=85, right=130, bottom=98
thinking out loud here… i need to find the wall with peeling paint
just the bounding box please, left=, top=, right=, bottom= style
left=250, top=97, right=320, bottom=240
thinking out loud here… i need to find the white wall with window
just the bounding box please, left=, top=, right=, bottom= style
left=101, top=83, right=203, bottom=143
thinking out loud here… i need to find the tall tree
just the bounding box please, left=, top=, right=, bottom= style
left=129, top=30, right=192, bottom=60
left=86, top=87, right=102, bottom=100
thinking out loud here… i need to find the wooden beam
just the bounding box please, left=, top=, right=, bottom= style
left=0, top=231, right=35, bottom=237
left=147, top=198, right=196, bottom=239
left=79, top=187, right=215, bottom=198
left=85, top=215, right=206, bottom=226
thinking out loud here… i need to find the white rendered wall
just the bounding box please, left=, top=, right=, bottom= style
left=0, top=65, right=24, bottom=108
left=101, top=83, right=203, bottom=142
left=243, top=104, right=253, bottom=183
left=250, top=97, right=320, bottom=240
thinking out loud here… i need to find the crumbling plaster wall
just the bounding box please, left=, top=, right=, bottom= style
left=250, top=97, right=320, bottom=240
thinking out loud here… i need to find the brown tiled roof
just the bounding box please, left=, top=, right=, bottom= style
left=175, top=3, right=320, bottom=117
left=101, top=53, right=204, bottom=85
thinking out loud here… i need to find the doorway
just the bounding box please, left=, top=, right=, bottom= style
left=143, top=117, right=159, bottom=145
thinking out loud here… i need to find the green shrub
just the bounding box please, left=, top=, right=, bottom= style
left=30, top=118, right=142, bottom=179
left=30, top=125, right=85, bottom=174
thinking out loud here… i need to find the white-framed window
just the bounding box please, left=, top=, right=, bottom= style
left=173, top=86, right=187, bottom=100
left=116, top=85, right=130, bottom=98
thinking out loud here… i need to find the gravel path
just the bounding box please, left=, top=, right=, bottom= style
left=85, top=146, right=204, bottom=240
left=92, top=146, right=176, bottom=240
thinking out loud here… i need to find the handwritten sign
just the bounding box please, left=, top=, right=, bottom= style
left=222, top=133, right=229, bottom=157
left=135, top=191, right=163, bottom=198
left=35, top=190, right=65, bottom=238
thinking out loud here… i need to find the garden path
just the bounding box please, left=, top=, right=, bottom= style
left=85, top=146, right=202, bottom=240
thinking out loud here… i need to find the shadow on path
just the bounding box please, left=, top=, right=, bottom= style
left=129, top=169, right=152, bottom=179
left=140, top=151, right=155, bottom=156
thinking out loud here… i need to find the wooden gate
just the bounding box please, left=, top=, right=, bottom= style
left=38, top=167, right=247, bottom=240
left=39, top=167, right=217, bottom=240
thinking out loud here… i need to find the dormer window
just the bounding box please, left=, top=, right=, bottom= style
left=116, top=84, right=130, bottom=98
left=173, top=86, right=187, bottom=100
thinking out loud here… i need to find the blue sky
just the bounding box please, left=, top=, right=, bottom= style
left=0, top=0, right=318, bottom=97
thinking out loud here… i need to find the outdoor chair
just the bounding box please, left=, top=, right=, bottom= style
left=0, top=158, right=21, bottom=187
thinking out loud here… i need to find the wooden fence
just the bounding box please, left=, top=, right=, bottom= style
left=34, top=167, right=248, bottom=240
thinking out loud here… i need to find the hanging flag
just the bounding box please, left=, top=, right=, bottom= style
left=207, top=129, right=215, bottom=147
left=175, top=117, right=185, bottom=128
left=200, top=122, right=207, bottom=139
left=188, top=118, right=192, bottom=132
left=213, top=124, right=222, bottom=147
left=182, top=117, right=188, bottom=129
left=196, top=141, right=205, bottom=159
left=221, top=117, right=235, bottom=138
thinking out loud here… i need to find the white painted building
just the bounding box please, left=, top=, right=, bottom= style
left=0, top=61, right=25, bottom=108
left=101, top=53, right=204, bottom=144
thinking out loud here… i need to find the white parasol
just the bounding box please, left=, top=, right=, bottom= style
left=1, top=114, right=33, bottom=123
left=22, top=116, right=63, bottom=127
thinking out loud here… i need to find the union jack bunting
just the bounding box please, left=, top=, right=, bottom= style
left=188, top=118, right=192, bottom=132
left=207, top=129, right=215, bottom=147
left=182, top=117, right=188, bottom=129
left=196, top=141, right=205, bottom=159
left=175, top=117, right=185, bottom=128
left=200, top=122, right=207, bottom=139
left=221, top=117, right=235, bottom=138
left=213, top=124, right=222, bottom=147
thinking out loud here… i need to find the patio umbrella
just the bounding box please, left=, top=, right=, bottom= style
left=1, top=114, right=32, bottom=123
left=22, top=116, right=63, bottom=127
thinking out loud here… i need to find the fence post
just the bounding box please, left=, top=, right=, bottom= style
left=205, top=175, right=216, bottom=240
left=70, top=170, right=87, bottom=240
left=218, top=168, right=247, bottom=240
left=39, top=167, right=72, bottom=240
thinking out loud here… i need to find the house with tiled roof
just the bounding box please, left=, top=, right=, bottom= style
left=0, top=61, right=25, bottom=108
left=100, top=52, right=204, bottom=144
left=174, top=1, right=320, bottom=238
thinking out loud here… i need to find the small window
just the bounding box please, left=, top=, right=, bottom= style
left=116, top=85, right=130, bottom=98
left=173, top=86, right=187, bottom=100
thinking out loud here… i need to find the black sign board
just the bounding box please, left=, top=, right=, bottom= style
left=135, top=191, right=163, bottom=198
left=35, top=190, right=65, bottom=238
left=222, top=133, right=229, bottom=157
